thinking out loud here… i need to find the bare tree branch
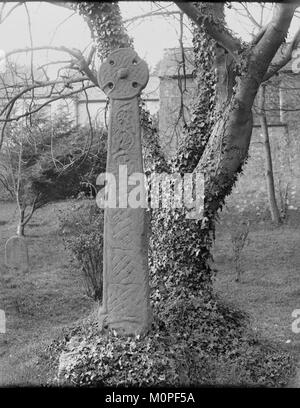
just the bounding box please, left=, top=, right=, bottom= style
left=23, top=194, right=39, bottom=226
left=175, top=2, right=242, bottom=59
left=49, top=10, right=76, bottom=45
left=0, top=76, right=92, bottom=116
left=0, top=99, right=17, bottom=151
left=124, top=10, right=180, bottom=25
left=262, top=26, right=300, bottom=81
left=251, top=23, right=269, bottom=46
left=240, top=3, right=262, bottom=29
left=0, top=2, right=24, bottom=24
left=46, top=2, right=75, bottom=12
left=6, top=45, right=98, bottom=85
left=24, top=2, right=35, bottom=124
left=0, top=84, right=95, bottom=123
left=0, top=173, right=14, bottom=197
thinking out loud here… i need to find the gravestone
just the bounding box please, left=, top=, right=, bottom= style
left=97, top=47, right=151, bottom=335
left=5, top=235, right=29, bottom=273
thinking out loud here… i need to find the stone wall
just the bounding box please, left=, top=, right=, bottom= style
left=227, top=124, right=300, bottom=216
left=227, top=73, right=300, bottom=214
left=157, top=48, right=195, bottom=158
left=158, top=76, right=195, bottom=157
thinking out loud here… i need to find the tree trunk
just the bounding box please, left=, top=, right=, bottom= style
left=77, top=1, right=296, bottom=314
left=197, top=74, right=255, bottom=219
left=76, top=3, right=132, bottom=59
left=177, top=1, right=296, bottom=218
left=258, top=85, right=281, bottom=225
left=17, top=224, right=25, bottom=236
left=17, top=208, right=25, bottom=236
left=153, top=3, right=296, bottom=304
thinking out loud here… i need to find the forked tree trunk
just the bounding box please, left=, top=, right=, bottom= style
left=258, top=86, right=281, bottom=225
left=78, top=1, right=296, bottom=306
left=16, top=202, right=37, bottom=237
left=17, top=224, right=25, bottom=236
left=17, top=208, right=25, bottom=236
left=177, top=2, right=296, bottom=219
left=197, top=68, right=255, bottom=218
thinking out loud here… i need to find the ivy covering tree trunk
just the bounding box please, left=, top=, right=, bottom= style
left=53, top=2, right=299, bottom=387
left=76, top=2, right=133, bottom=58
left=76, top=1, right=298, bottom=320
left=174, top=0, right=295, bottom=267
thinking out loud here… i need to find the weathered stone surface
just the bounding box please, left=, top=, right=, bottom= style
left=98, top=47, right=149, bottom=100
left=97, top=48, right=151, bottom=335
left=5, top=235, right=29, bottom=273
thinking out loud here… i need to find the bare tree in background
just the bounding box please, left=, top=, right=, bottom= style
left=257, top=84, right=281, bottom=224
left=0, top=118, right=44, bottom=236
left=0, top=2, right=100, bottom=152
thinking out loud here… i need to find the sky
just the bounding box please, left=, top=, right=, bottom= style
left=0, top=2, right=299, bottom=75
left=0, top=2, right=193, bottom=72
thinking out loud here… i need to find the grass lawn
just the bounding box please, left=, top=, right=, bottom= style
left=0, top=199, right=299, bottom=385
left=213, top=209, right=300, bottom=386
left=0, top=200, right=94, bottom=385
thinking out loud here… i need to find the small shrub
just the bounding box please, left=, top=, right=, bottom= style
left=58, top=200, right=104, bottom=301
left=30, top=124, right=107, bottom=203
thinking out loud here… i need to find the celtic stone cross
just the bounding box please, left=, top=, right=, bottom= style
left=97, top=48, right=151, bottom=334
